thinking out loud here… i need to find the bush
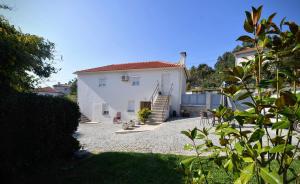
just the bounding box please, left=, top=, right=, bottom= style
left=0, top=93, right=80, bottom=179
left=137, top=108, right=151, bottom=123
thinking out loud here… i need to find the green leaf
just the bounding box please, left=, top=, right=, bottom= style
left=245, top=11, right=253, bottom=25
left=234, top=163, right=255, bottom=184
left=181, top=130, right=191, bottom=139
left=236, top=35, right=254, bottom=43
left=235, top=142, right=244, bottom=155
left=195, top=133, right=205, bottom=139
left=267, top=13, right=276, bottom=24
left=236, top=91, right=252, bottom=101
left=224, top=159, right=234, bottom=171
left=292, top=43, right=300, bottom=52
left=272, top=120, right=290, bottom=129
left=287, top=21, right=299, bottom=34
left=242, top=157, right=254, bottom=163
left=260, top=167, right=283, bottom=184
left=184, top=144, right=194, bottom=151
left=275, top=91, right=297, bottom=108
left=269, top=144, right=295, bottom=153
left=191, top=128, right=197, bottom=140
left=244, top=19, right=254, bottom=33
left=242, top=102, right=256, bottom=108
left=280, top=17, right=286, bottom=30
left=256, top=5, right=263, bottom=24
left=223, top=127, right=240, bottom=136
left=248, top=129, right=264, bottom=143
left=180, top=157, right=196, bottom=167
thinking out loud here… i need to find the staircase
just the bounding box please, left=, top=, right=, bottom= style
left=79, top=114, right=91, bottom=123
left=149, top=95, right=170, bottom=122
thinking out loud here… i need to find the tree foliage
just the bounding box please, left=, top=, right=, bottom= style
left=0, top=16, right=57, bottom=93
left=187, top=52, right=235, bottom=89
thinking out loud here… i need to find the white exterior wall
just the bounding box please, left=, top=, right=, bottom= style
left=53, top=86, right=71, bottom=95
left=235, top=51, right=256, bottom=66
left=37, top=92, right=62, bottom=96
left=77, top=68, right=186, bottom=122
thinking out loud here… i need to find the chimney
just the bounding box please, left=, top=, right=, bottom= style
left=179, top=52, right=186, bottom=66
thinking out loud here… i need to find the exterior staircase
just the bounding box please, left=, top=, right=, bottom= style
left=149, top=95, right=170, bottom=122
left=79, top=114, right=91, bottom=123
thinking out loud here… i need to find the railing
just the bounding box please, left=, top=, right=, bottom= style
left=161, top=83, right=173, bottom=120
left=150, top=80, right=159, bottom=107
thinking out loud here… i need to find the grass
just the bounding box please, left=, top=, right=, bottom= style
left=19, top=152, right=300, bottom=184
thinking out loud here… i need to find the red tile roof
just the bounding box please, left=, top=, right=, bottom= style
left=35, top=87, right=60, bottom=93
left=75, top=61, right=182, bottom=74
left=233, top=47, right=257, bottom=55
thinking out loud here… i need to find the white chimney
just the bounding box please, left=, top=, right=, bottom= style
left=179, top=52, right=186, bottom=66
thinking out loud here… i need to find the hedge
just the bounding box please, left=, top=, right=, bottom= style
left=0, top=93, right=80, bottom=179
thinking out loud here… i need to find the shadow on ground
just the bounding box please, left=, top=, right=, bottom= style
left=21, top=152, right=185, bottom=184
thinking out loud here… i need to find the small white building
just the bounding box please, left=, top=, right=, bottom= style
left=35, top=87, right=64, bottom=97
left=234, top=47, right=256, bottom=66
left=74, top=52, right=188, bottom=123
left=53, top=82, right=71, bottom=95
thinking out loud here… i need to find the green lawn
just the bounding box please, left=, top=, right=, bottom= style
left=21, top=152, right=300, bottom=184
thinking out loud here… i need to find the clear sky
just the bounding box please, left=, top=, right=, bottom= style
left=1, top=0, right=300, bottom=86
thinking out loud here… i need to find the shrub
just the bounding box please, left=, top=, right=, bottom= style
left=0, top=93, right=80, bottom=179
left=137, top=108, right=151, bottom=123
left=181, top=6, right=300, bottom=184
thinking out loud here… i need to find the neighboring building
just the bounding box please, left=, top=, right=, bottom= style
left=233, top=47, right=256, bottom=66
left=35, top=87, right=64, bottom=96
left=53, top=82, right=71, bottom=95
left=74, top=52, right=188, bottom=123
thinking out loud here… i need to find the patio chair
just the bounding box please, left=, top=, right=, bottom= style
left=199, top=110, right=210, bottom=126
left=113, top=112, right=122, bottom=124
left=212, top=114, right=220, bottom=126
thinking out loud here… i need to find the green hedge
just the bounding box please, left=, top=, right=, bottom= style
left=0, top=93, right=80, bottom=179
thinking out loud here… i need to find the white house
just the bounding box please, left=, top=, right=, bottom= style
left=53, top=82, right=71, bottom=95
left=234, top=47, right=256, bottom=66
left=74, top=52, right=188, bottom=123
left=35, top=87, right=64, bottom=96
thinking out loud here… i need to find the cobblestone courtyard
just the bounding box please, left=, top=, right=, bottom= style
left=76, top=117, right=208, bottom=155
left=76, top=117, right=297, bottom=155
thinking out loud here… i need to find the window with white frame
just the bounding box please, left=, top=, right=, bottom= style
left=102, top=103, right=109, bottom=115
left=131, top=76, right=140, bottom=86
left=127, top=100, right=135, bottom=112
left=99, top=78, right=106, bottom=87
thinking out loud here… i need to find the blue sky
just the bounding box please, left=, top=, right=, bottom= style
left=1, top=0, right=300, bottom=86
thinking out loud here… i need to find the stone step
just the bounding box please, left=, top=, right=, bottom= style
left=148, top=117, right=165, bottom=122
left=79, top=114, right=90, bottom=123
left=153, top=103, right=167, bottom=106
left=150, top=114, right=164, bottom=118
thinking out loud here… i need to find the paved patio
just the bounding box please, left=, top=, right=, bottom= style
left=76, top=117, right=298, bottom=155
left=76, top=117, right=208, bottom=155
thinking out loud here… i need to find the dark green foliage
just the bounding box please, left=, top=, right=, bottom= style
left=69, top=78, right=77, bottom=95
left=0, top=16, right=57, bottom=94
left=0, top=93, right=80, bottom=181
left=188, top=52, right=235, bottom=89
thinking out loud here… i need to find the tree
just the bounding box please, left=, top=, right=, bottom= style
left=69, top=78, right=77, bottom=95
left=0, top=16, right=57, bottom=94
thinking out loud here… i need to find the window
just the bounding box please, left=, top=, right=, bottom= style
left=102, top=103, right=109, bottom=115
left=99, top=78, right=106, bottom=87
left=127, top=100, right=135, bottom=112
left=131, top=77, right=140, bottom=86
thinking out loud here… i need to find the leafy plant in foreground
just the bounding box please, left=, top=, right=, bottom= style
left=181, top=6, right=300, bottom=184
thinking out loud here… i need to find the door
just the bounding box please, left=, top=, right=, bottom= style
left=161, top=73, right=171, bottom=95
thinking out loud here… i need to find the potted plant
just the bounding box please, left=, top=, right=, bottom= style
left=137, top=108, right=151, bottom=124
